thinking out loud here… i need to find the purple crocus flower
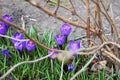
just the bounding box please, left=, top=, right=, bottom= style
left=68, top=64, right=74, bottom=71
left=14, top=41, right=25, bottom=52
left=11, top=32, right=25, bottom=54
left=48, top=47, right=58, bottom=59
left=68, top=41, right=80, bottom=57
left=0, top=22, right=7, bottom=35
left=0, top=49, right=10, bottom=57
left=60, top=23, right=72, bottom=37
left=11, top=32, right=24, bottom=44
left=2, top=14, right=13, bottom=22
left=2, top=14, right=13, bottom=29
left=54, top=34, right=65, bottom=49
left=26, top=40, right=35, bottom=52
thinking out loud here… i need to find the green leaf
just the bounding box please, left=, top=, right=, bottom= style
left=29, top=25, right=38, bottom=37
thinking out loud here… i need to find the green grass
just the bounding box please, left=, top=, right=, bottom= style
left=0, top=26, right=119, bottom=80
left=47, top=0, right=67, bottom=7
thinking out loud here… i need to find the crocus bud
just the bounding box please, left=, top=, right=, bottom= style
left=0, top=22, right=7, bottom=35
left=48, top=47, right=58, bottom=59
left=60, top=23, right=72, bottom=37
left=2, top=14, right=13, bottom=29
left=26, top=40, right=35, bottom=52
left=54, top=34, right=65, bottom=49
left=68, top=64, right=74, bottom=71
left=0, top=49, right=10, bottom=58
left=68, top=41, right=80, bottom=57
left=14, top=41, right=25, bottom=52
left=11, top=32, right=24, bottom=44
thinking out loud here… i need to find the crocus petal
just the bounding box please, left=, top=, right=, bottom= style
left=14, top=41, right=25, bottom=52
left=68, top=41, right=80, bottom=57
left=60, top=23, right=72, bottom=36
left=0, top=22, right=7, bottom=35
left=68, top=64, right=74, bottom=71
left=0, top=49, right=10, bottom=57
left=54, top=34, right=65, bottom=46
left=48, top=47, right=58, bottom=59
left=68, top=41, right=80, bottom=50
left=11, top=32, right=24, bottom=44
left=26, top=40, right=36, bottom=52
left=2, top=14, right=13, bottom=22
left=2, top=14, right=13, bottom=29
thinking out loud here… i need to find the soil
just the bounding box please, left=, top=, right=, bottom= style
left=0, top=0, right=120, bottom=40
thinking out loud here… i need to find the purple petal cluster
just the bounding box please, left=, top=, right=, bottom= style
left=0, top=49, right=10, bottom=58
left=0, top=22, right=7, bottom=35
left=11, top=32, right=36, bottom=52
left=60, top=23, right=72, bottom=37
left=54, top=23, right=72, bottom=49
left=11, top=32, right=25, bottom=52
left=0, top=14, right=13, bottom=35
left=68, top=64, right=74, bottom=71
left=2, top=14, right=13, bottom=29
left=26, top=40, right=36, bottom=52
left=68, top=41, right=80, bottom=57
left=48, top=47, right=58, bottom=59
left=11, top=32, right=24, bottom=44
left=54, top=34, right=65, bottom=46
left=14, top=41, right=25, bottom=52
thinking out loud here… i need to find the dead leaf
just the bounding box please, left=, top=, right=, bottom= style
left=90, top=60, right=107, bottom=71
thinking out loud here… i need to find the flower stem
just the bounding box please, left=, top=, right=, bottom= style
left=59, top=45, right=63, bottom=50
left=65, top=36, right=68, bottom=43
left=19, top=50, right=24, bottom=58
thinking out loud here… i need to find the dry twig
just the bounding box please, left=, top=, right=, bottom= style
left=59, top=57, right=65, bottom=80
left=53, top=0, right=60, bottom=14
left=70, top=53, right=97, bottom=80
left=25, top=0, right=95, bottom=32
left=0, top=34, right=29, bottom=42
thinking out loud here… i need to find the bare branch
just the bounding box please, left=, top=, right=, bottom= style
left=86, top=0, right=90, bottom=44
left=59, top=57, right=65, bottom=80
left=49, top=0, right=86, bottom=23
left=70, top=53, right=97, bottom=80
left=104, top=50, right=120, bottom=63
left=69, top=0, right=76, bottom=15
left=53, top=0, right=60, bottom=15
left=0, top=34, right=29, bottom=42
left=0, top=16, right=63, bottom=53
left=25, top=0, right=95, bottom=33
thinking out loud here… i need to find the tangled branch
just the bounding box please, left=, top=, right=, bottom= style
left=70, top=53, right=97, bottom=80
